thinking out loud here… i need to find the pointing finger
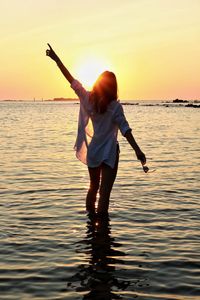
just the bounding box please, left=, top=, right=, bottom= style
left=47, top=43, right=52, bottom=50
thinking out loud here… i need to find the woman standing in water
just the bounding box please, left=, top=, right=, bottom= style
left=46, top=43, right=146, bottom=216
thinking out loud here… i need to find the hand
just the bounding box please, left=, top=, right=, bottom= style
left=142, top=165, right=149, bottom=173
left=136, top=149, right=146, bottom=165
left=46, top=43, right=59, bottom=62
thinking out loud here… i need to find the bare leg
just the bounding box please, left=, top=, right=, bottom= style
left=97, top=151, right=119, bottom=214
left=86, top=166, right=101, bottom=213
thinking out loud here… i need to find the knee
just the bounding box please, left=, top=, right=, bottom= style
left=90, top=182, right=99, bottom=193
left=99, top=185, right=110, bottom=199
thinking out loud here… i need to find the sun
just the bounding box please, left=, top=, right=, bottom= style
left=75, top=55, right=112, bottom=89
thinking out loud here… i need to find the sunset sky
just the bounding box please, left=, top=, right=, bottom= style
left=0, top=0, right=199, bottom=100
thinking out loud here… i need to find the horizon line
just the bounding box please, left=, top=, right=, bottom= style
left=1, top=98, right=200, bottom=102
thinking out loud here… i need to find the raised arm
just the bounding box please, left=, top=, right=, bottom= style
left=46, top=43, right=74, bottom=84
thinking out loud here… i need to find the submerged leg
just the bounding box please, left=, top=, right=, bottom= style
left=86, top=166, right=101, bottom=213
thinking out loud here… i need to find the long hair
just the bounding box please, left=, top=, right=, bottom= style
left=90, top=71, right=118, bottom=114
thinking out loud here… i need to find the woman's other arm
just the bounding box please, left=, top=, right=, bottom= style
left=113, top=103, right=146, bottom=165
left=46, top=43, right=74, bottom=84
left=124, top=129, right=146, bottom=165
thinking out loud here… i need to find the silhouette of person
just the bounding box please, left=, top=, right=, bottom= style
left=46, top=44, right=146, bottom=216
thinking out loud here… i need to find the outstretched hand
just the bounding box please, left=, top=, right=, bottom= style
left=46, top=43, right=59, bottom=62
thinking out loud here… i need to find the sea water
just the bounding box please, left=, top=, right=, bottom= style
left=0, top=101, right=199, bottom=300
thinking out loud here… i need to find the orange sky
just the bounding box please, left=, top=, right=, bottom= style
left=0, top=0, right=200, bottom=100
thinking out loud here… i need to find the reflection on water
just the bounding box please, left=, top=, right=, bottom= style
left=67, top=213, right=131, bottom=299
left=0, top=101, right=200, bottom=300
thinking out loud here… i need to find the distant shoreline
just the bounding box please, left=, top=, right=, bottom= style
left=0, top=98, right=79, bottom=102
left=0, top=98, right=200, bottom=108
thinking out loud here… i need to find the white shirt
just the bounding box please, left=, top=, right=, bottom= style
left=71, top=79, right=131, bottom=169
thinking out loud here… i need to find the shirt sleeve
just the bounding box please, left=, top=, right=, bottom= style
left=70, top=79, right=88, bottom=100
left=113, top=102, right=132, bottom=136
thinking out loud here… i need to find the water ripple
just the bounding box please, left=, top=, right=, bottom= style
left=0, top=102, right=199, bottom=299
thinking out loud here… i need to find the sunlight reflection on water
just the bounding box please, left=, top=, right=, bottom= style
left=0, top=101, right=200, bottom=300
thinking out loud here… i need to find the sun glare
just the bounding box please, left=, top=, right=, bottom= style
left=75, top=56, right=112, bottom=89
